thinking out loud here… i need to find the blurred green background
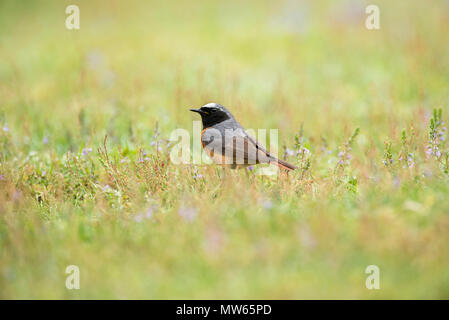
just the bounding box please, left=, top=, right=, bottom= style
left=0, top=0, right=449, bottom=299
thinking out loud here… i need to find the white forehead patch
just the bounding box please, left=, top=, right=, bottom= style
left=202, top=102, right=218, bottom=108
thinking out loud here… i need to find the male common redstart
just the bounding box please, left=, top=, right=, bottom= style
left=190, top=103, right=297, bottom=171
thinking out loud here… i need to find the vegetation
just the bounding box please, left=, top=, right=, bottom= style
left=1, top=0, right=449, bottom=298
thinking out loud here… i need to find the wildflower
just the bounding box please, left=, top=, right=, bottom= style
left=82, top=147, right=92, bottom=156
left=427, top=108, right=445, bottom=159
left=2, top=124, right=9, bottom=132
left=192, top=166, right=203, bottom=179
left=178, top=207, right=197, bottom=221
left=102, top=185, right=111, bottom=192
left=301, top=147, right=310, bottom=155
left=383, top=140, right=394, bottom=166
left=407, top=153, right=415, bottom=168
left=43, top=137, right=49, bottom=145
left=0, top=175, right=4, bottom=181
left=248, top=166, right=255, bottom=171
left=285, top=148, right=295, bottom=156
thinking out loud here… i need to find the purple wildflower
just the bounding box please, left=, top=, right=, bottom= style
left=407, top=154, right=415, bottom=168
left=285, top=148, right=295, bottom=156
left=82, top=147, right=92, bottom=156
left=301, top=147, right=310, bottom=155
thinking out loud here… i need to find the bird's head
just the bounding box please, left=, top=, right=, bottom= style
left=190, top=103, right=232, bottom=127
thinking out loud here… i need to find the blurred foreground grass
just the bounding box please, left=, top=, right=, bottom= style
left=1, top=0, right=449, bottom=298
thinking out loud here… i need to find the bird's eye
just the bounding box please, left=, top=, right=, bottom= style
left=210, top=108, right=217, bottom=113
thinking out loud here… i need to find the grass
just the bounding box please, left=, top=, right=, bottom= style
left=1, top=0, right=449, bottom=299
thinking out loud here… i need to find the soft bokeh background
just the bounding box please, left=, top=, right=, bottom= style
left=1, top=0, right=449, bottom=298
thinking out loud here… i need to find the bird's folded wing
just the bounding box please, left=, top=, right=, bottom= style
left=224, top=134, right=272, bottom=165
left=203, top=128, right=273, bottom=165
left=244, top=132, right=273, bottom=157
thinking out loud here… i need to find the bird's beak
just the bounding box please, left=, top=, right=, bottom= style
left=190, top=108, right=205, bottom=114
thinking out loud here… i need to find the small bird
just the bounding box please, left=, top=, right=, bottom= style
left=190, top=103, right=297, bottom=171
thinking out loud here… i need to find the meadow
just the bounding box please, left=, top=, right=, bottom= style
left=0, top=0, right=449, bottom=299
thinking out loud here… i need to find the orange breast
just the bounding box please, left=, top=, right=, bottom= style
left=200, top=127, right=208, bottom=149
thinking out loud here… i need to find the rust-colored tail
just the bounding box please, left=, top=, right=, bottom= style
left=270, top=158, right=297, bottom=171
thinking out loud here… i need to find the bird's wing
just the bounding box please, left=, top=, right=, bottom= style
left=229, top=134, right=272, bottom=165
left=243, top=131, right=273, bottom=158
left=202, top=128, right=271, bottom=165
